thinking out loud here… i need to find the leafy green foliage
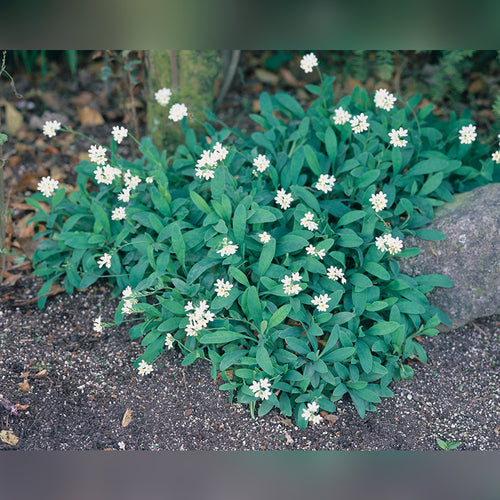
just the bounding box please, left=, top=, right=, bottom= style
left=27, top=59, right=499, bottom=426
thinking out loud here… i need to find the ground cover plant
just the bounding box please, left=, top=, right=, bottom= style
left=26, top=53, right=499, bottom=428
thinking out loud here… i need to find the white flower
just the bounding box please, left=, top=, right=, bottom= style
left=350, top=113, right=370, bottom=134
left=93, top=316, right=103, bottom=333
left=122, top=298, right=137, bottom=315
left=259, top=232, right=271, bottom=244
left=300, top=52, right=318, bottom=73
left=37, top=176, right=59, bottom=197
left=376, top=234, right=403, bottom=255
left=184, top=301, right=194, bottom=312
left=117, top=441, right=126, bottom=450
left=124, top=170, right=141, bottom=190
left=164, top=333, right=175, bottom=350
left=155, top=87, right=172, bottom=107
left=94, top=165, right=121, bottom=185
left=458, top=124, right=477, bottom=145
left=146, top=177, right=154, bottom=183
left=274, top=188, right=294, bottom=210
left=117, top=187, right=131, bottom=203
left=302, top=401, right=322, bottom=424
left=300, top=211, right=319, bottom=231
left=253, top=154, right=270, bottom=173
left=333, top=107, right=352, bottom=125
left=88, top=145, right=107, bottom=165
left=42, top=120, right=61, bottom=138
left=311, top=293, right=331, bottom=312
left=185, top=301, right=215, bottom=336
left=326, top=266, right=346, bottom=284
left=306, top=244, right=325, bottom=260
left=315, top=174, right=336, bottom=193
left=111, top=206, right=126, bottom=221
left=122, top=286, right=133, bottom=298
left=97, top=253, right=112, bottom=269
left=388, top=127, right=408, bottom=148
left=216, top=237, right=239, bottom=257
left=138, top=360, right=153, bottom=376
left=169, top=103, right=188, bottom=122
left=282, top=273, right=303, bottom=296
left=492, top=150, right=500, bottom=163
left=214, top=278, right=233, bottom=297
left=369, top=192, right=388, bottom=212
left=374, top=88, right=397, bottom=111
left=195, top=142, right=228, bottom=180
left=250, top=378, right=272, bottom=400
left=111, top=126, right=128, bottom=144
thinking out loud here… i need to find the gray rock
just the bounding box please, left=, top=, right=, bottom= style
left=399, top=183, right=500, bottom=331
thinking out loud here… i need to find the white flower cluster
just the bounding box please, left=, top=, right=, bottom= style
left=216, top=237, right=239, bottom=257
left=164, top=333, right=175, bottom=350
left=184, top=300, right=215, bottom=337
left=302, top=401, right=322, bottom=425
left=315, top=174, right=336, bottom=193
left=111, top=206, right=126, bottom=221
left=116, top=169, right=142, bottom=203
left=37, top=176, right=59, bottom=197
left=327, top=265, right=346, bottom=284
left=154, top=87, right=172, bottom=107
left=42, top=120, right=61, bottom=138
left=138, top=360, right=153, bottom=376
left=250, top=378, right=272, bottom=400
left=97, top=252, right=112, bottom=269
left=375, top=233, right=403, bottom=255
left=492, top=151, right=500, bottom=163
left=120, top=286, right=137, bottom=315
left=111, top=126, right=128, bottom=144
left=94, top=164, right=121, bottom=185
left=253, top=154, right=270, bottom=173
left=169, top=103, right=188, bottom=122
left=388, top=127, right=408, bottom=148
left=350, top=113, right=370, bottom=134
left=458, top=124, right=477, bottom=145
left=333, top=107, right=352, bottom=125
left=300, top=211, right=319, bottom=231
left=306, top=244, right=326, bottom=260
left=374, top=88, right=397, bottom=111
left=274, top=188, right=294, bottom=210
left=282, top=272, right=303, bottom=296
left=300, top=53, right=318, bottom=73
left=259, top=232, right=271, bottom=244
left=88, top=145, right=107, bottom=165
left=214, top=279, right=233, bottom=297
left=93, top=316, right=103, bottom=333
left=195, top=142, right=229, bottom=180
left=311, top=293, right=331, bottom=312
left=369, top=192, right=388, bottom=212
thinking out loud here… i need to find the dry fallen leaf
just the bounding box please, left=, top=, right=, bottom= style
left=33, top=369, right=47, bottom=379
left=0, top=98, right=23, bottom=135
left=255, top=68, right=279, bottom=85
left=184, top=409, right=193, bottom=417
left=14, top=404, right=30, bottom=411
left=18, top=379, right=30, bottom=392
left=78, top=106, right=105, bottom=126
left=0, top=430, right=19, bottom=446
left=121, top=408, right=133, bottom=427
left=320, top=411, right=339, bottom=426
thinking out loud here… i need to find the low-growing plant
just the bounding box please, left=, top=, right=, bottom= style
left=26, top=53, right=499, bottom=427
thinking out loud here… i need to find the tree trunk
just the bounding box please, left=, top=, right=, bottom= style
left=146, top=50, right=223, bottom=153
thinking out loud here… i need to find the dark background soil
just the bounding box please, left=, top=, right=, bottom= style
left=0, top=51, right=499, bottom=450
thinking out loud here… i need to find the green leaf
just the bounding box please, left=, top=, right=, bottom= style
left=356, top=340, right=373, bottom=373
left=336, top=233, right=364, bottom=248
left=220, top=350, right=247, bottom=372
left=247, top=286, right=262, bottom=326
left=285, top=337, right=311, bottom=356
left=363, top=261, right=391, bottom=280
left=407, top=159, right=449, bottom=176
left=303, top=145, right=322, bottom=176
left=331, top=312, right=355, bottom=325
left=90, top=203, right=111, bottom=237
left=228, top=266, right=250, bottom=287
left=414, top=273, right=453, bottom=288
left=415, top=229, right=446, bottom=241
left=291, top=184, right=322, bottom=213
left=256, top=345, right=275, bottom=375
left=350, top=273, right=372, bottom=291
left=324, top=127, right=337, bottom=167
left=258, top=238, right=276, bottom=275
left=233, top=202, right=247, bottom=246
left=275, top=91, right=305, bottom=118
left=336, top=210, right=366, bottom=227
left=190, top=191, right=212, bottom=214
left=171, top=223, right=186, bottom=268
left=365, top=321, right=401, bottom=336
left=419, top=172, right=444, bottom=196
left=200, top=330, right=253, bottom=344
left=276, top=234, right=309, bottom=256
left=322, top=346, right=355, bottom=363
left=268, top=304, right=292, bottom=329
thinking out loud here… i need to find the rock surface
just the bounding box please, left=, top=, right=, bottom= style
left=399, top=183, right=500, bottom=331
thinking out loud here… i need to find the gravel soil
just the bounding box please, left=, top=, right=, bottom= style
left=0, top=276, right=498, bottom=451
